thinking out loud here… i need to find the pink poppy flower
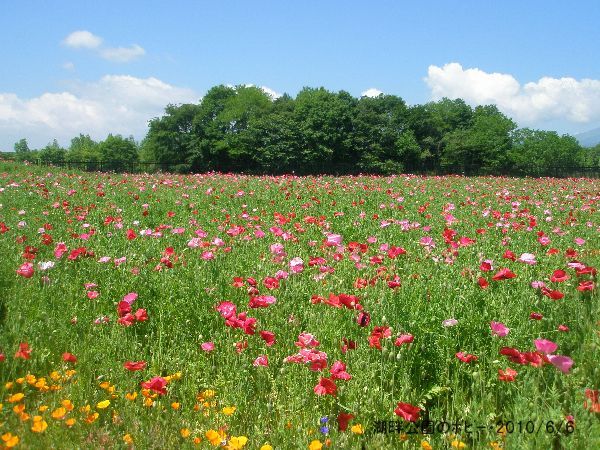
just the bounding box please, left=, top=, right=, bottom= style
left=490, top=321, right=510, bottom=337
left=253, top=355, right=268, bottom=367
left=534, top=338, right=558, bottom=354
left=201, top=342, right=215, bottom=352
left=518, top=253, right=537, bottom=265
left=289, top=257, right=304, bottom=273
left=330, top=361, right=352, bottom=380
left=548, top=355, right=574, bottom=374
left=394, top=334, right=414, bottom=346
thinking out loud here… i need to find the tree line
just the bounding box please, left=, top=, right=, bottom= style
left=8, top=85, right=600, bottom=176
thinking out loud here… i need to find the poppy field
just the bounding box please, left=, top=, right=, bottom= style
left=0, top=160, right=598, bottom=449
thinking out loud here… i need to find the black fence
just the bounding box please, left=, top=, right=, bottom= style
left=26, top=159, right=600, bottom=178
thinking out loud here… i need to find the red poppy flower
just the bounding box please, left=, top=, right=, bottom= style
left=577, top=281, right=594, bottom=292
left=492, top=268, right=517, bottom=281
left=126, top=229, right=137, bottom=240
left=502, top=250, right=516, bottom=261
left=314, top=377, right=337, bottom=396
left=498, top=367, right=517, bottom=382
left=499, top=347, right=525, bottom=365
left=124, top=361, right=147, bottom=371
left=117, top=301, right=132, bottom=317
left=356, top=311, right=371, bottom=327
left=259, top=330, right=276, bottom=346
left=477, top=277, right=489, bottom=289
left=394, top=402, right=421, bottom=422
left=584, top=389, right=600, bottom=413
left=248, top=295, right=277, bottom=308
left=480, top=261, right=492, bottom=272
left=341, top=338, right=357, bottom=354
left=387, top=246, right=406, bottom=258
left=354, top=278, right=368, bottom=289
left=15, top=342, right=32, bottom=359
left=456, top=352, right=478, bottom=363
left=263, top=277, right=279, bottom=290
left=550, top=270, right=569, bottom=283
left=134, top=308, right=148, bottom=322
left=295, top=332, right=320, bottom=348
left=62, top=352, right=77, bottom=363
left=118, top=313, right=136, bottom=327
left=529, top=312, right=543, bottom=320
left=522, top=351, right=548, bottom=368
left=541, top=287, right=564, bottom=300
left=337, top=412, right=355, bottom=431
left=16, top=262, right=34, bottom=278
left=141, top=376, right=167, bottom=395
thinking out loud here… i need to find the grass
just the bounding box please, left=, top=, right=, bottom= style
left=0, top=161, right=598, bottom=449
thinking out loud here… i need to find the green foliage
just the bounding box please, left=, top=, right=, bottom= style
left=442, top=105, right=516, bottom=174
left=509, top=129, right=584, bottom=175
left=20, top=87, right=591, bottom=177
left=98, top=134, right=139, bottom=171
left=14, top=138, right=30, bottom=154
left=38, top=139, right=67, bottom=164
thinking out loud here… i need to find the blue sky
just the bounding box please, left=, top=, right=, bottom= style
left=1, top=0, right=599, bottom=150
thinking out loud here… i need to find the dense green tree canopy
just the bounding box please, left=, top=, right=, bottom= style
left=13, top=86, right=595, bottom=176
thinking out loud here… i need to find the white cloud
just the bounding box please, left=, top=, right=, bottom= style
left=361, top=88, right=383, bottom=98
left=260, top=86, right=282, bottom=100
left=226, top=84, right=281, bottom=100
left=63, top=30, right=102, bottom=49
left=62, top=30, right=146, bottom=63
left=0, top=75, right=199, bottom=150
left=425, top=62, right=600, bottom=127
left=62, top=62, right=75, bottom=70
left=100, top=44, right=146, bottom=63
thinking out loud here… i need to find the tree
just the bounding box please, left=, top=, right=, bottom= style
left=13, top=139, right=33, bottom=161
left=142, top=103, right=200, bottom=172
left=14, top=138, right=30, bottom=154
left=509, top=129, right=582, bottom=176
left=407, top=98, right=473, bottom=171
left=579, top=143, right=600, bottom=168
left=219, top=86, right=274, bottom=171
left=98, top=135, right=139, bottom=172
left=442, top=105, right=515, bottom=174
left=352, top=94, right=418, bottom=174
left=66, top=134, right=101, bottom=169
left=237, top=100, right=302, bottom=174
left=190, top=85, right=237, bottom=171
left=293, top=87, right=357, bottom=174
left=38, top=140, right=67, bottom=164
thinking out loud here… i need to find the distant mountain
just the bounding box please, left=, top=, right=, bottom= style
left=575, top=127, right=600, bottom=147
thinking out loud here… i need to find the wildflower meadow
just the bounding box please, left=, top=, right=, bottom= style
left=0, top=160, right=598, bottom=449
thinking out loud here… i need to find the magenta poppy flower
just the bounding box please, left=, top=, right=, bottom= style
left=534, top=338, right=558, bottom=354
left=490, top=321, right=510, bottom=337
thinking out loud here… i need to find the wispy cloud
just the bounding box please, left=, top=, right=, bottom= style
left=62, top=30, right=146, bottom=63
left=100, top=44, right=146, bottom=63
left=63, top=30, right=103, bottom=49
